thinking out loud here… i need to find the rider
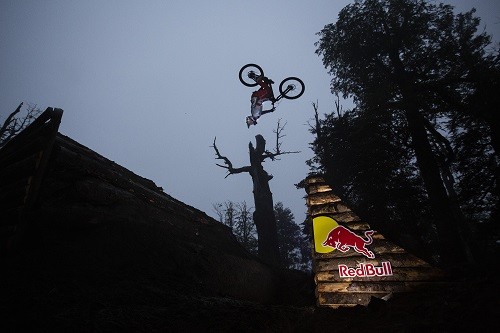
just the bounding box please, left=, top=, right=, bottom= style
left=246, top=75, right=276, bottom=128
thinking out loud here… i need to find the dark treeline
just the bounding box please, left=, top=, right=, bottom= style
left=213, top=201, right=311, bottom=271
left=310, top=0, right=499, bottom=267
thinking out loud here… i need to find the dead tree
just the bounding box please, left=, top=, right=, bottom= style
left=212, top=120, right=299, bottom=267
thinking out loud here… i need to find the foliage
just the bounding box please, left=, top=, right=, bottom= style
left=308, top=103, right=435, bottom=258
left=274, top=202, right=311, bottom=271
left=313, top=0, right=499, bottom=264
left=213, top=201, right=258, bottom=254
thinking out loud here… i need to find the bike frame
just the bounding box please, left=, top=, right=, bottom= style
left=248, top=71, right=295, bottom=103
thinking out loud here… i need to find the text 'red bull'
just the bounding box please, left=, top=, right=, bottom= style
left=338, top=262, right=393, bottom=278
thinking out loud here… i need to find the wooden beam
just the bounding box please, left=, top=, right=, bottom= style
left=315, top=252, right=431, bottom=270
left=315, top=267, right=444, bottom=282
left=316, top=281, right=448, bottom=293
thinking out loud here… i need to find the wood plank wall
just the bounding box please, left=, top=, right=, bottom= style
left=305, top=175, right=444, bottom=308
left=0, top=108, right=63, bottom=249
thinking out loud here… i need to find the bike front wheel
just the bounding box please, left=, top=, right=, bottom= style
left=279, top=77, right=305, bottom=100
left=239, top=64, right=264, bottom=87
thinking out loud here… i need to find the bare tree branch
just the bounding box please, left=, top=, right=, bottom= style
left=0, top=102, right=23, bottom=145
left=262, top=120, right=300, bottom=161
left=211, top=137, right=251, bottom=178
left=308, top=100, right=322, bottom=134
left=334, top=94, right=344, bottom=118
left=0, top=103, right=42, bottom=147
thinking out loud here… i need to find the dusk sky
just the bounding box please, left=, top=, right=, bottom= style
left=1, top=0, right=499, bottom=224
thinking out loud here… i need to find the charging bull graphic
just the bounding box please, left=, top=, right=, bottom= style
left=323, top=225, right=375, bottom=259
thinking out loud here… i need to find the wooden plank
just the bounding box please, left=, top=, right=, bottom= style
left=329, top=211, right=361, bottom=223
left=319, top=282, right=396, bottom=294
left=338, top=221, right=372, bottom=231
left=306, top=183, right=332, bottom=195
left=53, top=142, right=219, bottom=226
left=307, top=191, right=342, bottom=205
left=315, top=252, right=431, bottom=271
left=318, top=291, right=386, bottom=306
left=0, top=136, right=45, bottom=169
left=0, top=152, right=39, bottom=184
left=306, top=176, right=326, bottom=184
left=315, top=267, right=444, bottom=283
left=316, top=280, right=447, bottom=293
left=309, top=209, right=361, bottom=223
left=308, top=202, right=352, bottom=216
left=316, top=282, right=351, bottom=293
left=55, top=137, right=163, bottom=193
left=319, top=303, right=356, bottom=309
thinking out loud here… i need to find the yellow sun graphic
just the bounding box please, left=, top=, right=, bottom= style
left=312, top=215, right=339, bottom=253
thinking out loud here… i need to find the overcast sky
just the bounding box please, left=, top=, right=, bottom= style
left=1, top=0, right=499, bottom=224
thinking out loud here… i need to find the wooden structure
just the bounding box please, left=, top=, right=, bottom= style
left=305, top=175, right=444, bottom=308
left=0, top=107, right=227, bottom=252
left=1, top=108, right=304, bottom=305
left=0, top=108, right=63, bottom=250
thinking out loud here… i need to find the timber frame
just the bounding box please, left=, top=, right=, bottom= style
left=0, top=108, right=216, bottom=252
left=0, top=108, right=63, bottom=251
left=304, top=175, right=445, bottom=308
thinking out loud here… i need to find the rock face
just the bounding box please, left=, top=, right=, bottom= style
left=0, top=109, right=314, bottom=331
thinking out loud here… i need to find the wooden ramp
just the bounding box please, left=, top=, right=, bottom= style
left=0, top=108, right=63, bottom=250
left=0, top=107, right=224, bottom=251
left=305, top=175, right=444, bottom=308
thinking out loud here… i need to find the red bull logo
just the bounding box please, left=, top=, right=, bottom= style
left=338, top=262, right=393, bottom=278
left=323, top=225, right=375, bottom=259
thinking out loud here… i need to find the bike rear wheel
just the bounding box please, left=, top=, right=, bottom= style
left=239, top=64, right=264, bottom=87
left=279, top=77, right=305, bottom=99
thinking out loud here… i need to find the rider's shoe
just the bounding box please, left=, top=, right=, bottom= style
left=246, top=116, right=254, bottom=128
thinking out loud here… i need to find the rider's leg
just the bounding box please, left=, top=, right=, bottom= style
left=251, top=96, right=258, bottom=107
left=251, top=102, right=263, bottom=119
left=261, top=106, right=276, bottom=115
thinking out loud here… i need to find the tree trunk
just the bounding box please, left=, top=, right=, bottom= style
left=386, top=45, right=473, bottom=266
left=486, top=120, right=500, bottom=223
left=403, top=91, right=472, bottom=266
left=249, top=135, right=281, bottom=267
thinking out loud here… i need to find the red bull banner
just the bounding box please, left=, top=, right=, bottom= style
left=313, top=215, right=393, bottom=278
